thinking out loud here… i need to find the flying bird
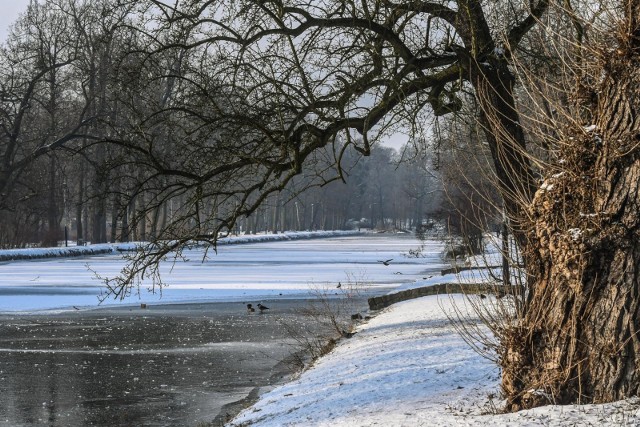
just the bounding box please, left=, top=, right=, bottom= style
left=257, top=303, right=270, bottom=313
left=378, top=259, right=393, bottom=266
left=247, top=303, right=255, bottom=313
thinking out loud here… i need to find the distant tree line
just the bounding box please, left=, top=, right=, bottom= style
left=0, top=0, right=433, bottom=249
left=0, top=0, right=498, bottom=249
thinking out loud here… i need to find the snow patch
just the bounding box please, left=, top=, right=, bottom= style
left=230, top=295, right=501, bottom=427
left=540, top=182, right=554, bottom=191
left=568, top=228, right=583, bottom=241
left=0, top=233, right=433, bottom=312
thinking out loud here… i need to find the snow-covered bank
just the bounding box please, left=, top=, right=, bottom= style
left=0, top=230, right=362, bottom=261
left=229, top=295, right=640, bottom=427
left=0, top=242, right=138, bottom=261
left=217, top=230, right=363, bottom=245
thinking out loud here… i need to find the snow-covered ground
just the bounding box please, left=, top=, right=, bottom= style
left=3, top=232, right=639, bottom=425
left=229, top=295, right=640, bottom=427
left=0, top=232, right=447, bottom=313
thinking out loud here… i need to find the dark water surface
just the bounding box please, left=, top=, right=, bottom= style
left=0, top=299, right=371, bottom=426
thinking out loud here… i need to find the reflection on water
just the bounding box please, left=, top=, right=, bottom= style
left=0, top=303, right=320, bottom=426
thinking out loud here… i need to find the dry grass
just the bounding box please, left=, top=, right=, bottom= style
left=278, top=273, right=369, bottom=368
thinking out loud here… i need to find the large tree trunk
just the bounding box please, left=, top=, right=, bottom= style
left=76, top=160, right=85, bottom=243
left=501, top=7, right=640, bottom=409
left=470, top=62, right=537, bottom=246
left=110, top=179, right=122, bottom=243
left=43, top=155, right=60, bottom=247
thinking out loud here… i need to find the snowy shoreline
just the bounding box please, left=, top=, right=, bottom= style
left=228, top=294, right=640, bottom=427
left=0, top=230, right=363, bottom=261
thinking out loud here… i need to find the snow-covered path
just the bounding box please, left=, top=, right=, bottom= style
left=229, top=295, right=499, bottom=426
left=230, top=295, right=640, bottom=427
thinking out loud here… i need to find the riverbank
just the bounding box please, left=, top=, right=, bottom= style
left=228, top=295, right=640, bottom=426
left=0, top=230, right=362, bottom=261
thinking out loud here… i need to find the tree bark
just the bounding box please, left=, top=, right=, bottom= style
left=470, top=62, right=537, bottom=245
left=110, top=181, right=121, bottom=243
left=44, top=155, right=60, bottom=247
left=76, top=160, right=85, bottom=243
left=502, top=8, right=640, bottom=408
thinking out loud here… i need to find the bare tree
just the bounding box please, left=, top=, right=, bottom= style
left=103, top=0, right=542, bottom=274
left=106, top=0, right=640, bottom=409
left=484, top=0, right=640, bottom=409
left=435, top=111, right=501, bottom=255
left=0, top=1, right=95, bottom=246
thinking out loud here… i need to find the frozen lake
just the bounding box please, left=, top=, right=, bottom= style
left=0, top=234, right=445, bottom=312
left=0, top=234, right=447, bottom=426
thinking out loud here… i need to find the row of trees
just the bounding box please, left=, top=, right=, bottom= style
left=0, top=1, right=136, bottom=247
left=0, top=0, right=435, bottom=247
left=256, top=146, right=443, bottom=233
left=0, top=0, right=489, bottom=248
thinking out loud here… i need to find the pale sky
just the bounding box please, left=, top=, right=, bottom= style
left=0, top=0, right=31, bottom=40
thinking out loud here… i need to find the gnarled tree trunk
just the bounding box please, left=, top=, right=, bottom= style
left=502, top=4, right=640, bottom=409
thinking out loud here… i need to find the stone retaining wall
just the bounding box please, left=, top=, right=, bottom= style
left=368, top=282, right=522, bottom=311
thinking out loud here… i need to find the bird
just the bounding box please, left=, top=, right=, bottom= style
left=247, top=303, right=255, bottom=313
left=479, top=294, right=487, bottom=300
left=378, top=259, right=393, bottom=266
left=336, top=282, right=342, bottom=289
left=257, top=303, right=270, bottom=313
left=341, top=329, right=357, bottom=338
